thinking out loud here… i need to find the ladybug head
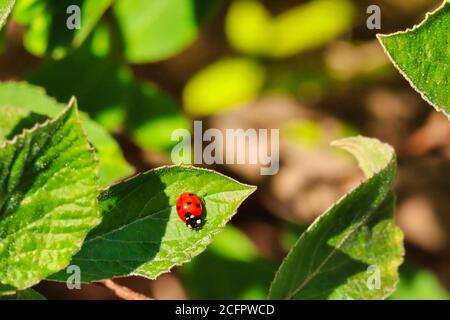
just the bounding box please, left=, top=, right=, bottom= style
left=185, top=215, right=203, bottom=230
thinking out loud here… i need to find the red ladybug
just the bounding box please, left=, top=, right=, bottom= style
left=176, top=192, right=204, bottom=229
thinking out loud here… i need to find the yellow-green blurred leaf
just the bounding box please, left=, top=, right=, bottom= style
left=183, top=58, right=266, bottom=116
left=225, top=0, right=272, bottom=55
left=225, top=0, right=355, bottom=58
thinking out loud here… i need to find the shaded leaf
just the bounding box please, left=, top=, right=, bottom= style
left=0, top=102, right=100, bottom=289
left=0, top=82, right=133, bottom=186
left=0, top=283, right=16, bottom=296
left=49, top=166, right=256, bottom=282
left=0, top=288, right=45, bottom=300
left=378, top=1, right=450, bottom=119
left=269, top=136, right=404, bottom=300
left=29, top=50, right=133, bottom=131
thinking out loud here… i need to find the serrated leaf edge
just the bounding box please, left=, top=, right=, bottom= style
left=0, top=98, right=102, bottom=289
left=87, top=165, right=256, bottom=282
left=0, top=0, right=15, bottom=29
left=376, top=0, right=450, bottom=120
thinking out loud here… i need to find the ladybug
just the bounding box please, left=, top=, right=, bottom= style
left=176, top=192, right=204, bottom=229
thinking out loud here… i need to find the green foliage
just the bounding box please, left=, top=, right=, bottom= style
left=0, top=0, right=15, bottom=29
left=0, top=82, right=133, bottom=186
left=390, top=263, right=449, bottom=300
left=73, top=0, right=113, bottom=47
left=183, top=58, right=266, bottom=116
left=226, top=0, right=354, bottom=58
left=12, top=0, right=113, bottom=58
left=269, top=137, right=404, bottom=299
left=181, top=226, right=276, bottom=299
left=49, top=166, right=256, bottom=282
left=0, top=288, right=45, bottom=300
left=29, top=50, right=133, bottom=130
left=0, top=102, right=100, bottom=289
left=114, top=0, right=222, bottom=63
left=378, top=1, right=450, bottom=119
left=127, top=82, right=191, bottom=151
left=29, top=50, right=190, bottom=153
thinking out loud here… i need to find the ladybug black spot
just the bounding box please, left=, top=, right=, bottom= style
left=189, top=193, right=194, bottom=196
left=196, top=203, right=200, bottom=208
left=187, top=201, right=192, bottom=205
left=177, top=206, right=181, bottom=211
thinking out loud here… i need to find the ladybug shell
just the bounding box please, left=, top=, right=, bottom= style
left=176, top=192, right=203, bottom=222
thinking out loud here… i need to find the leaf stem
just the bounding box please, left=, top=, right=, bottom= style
left=100, top=279, right=153, bottom=300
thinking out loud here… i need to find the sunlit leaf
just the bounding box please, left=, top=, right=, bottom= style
left=0, top=0, right=15, bottom=30
left=114, top=0, right=222, bottom=63
left=269, top=136, right=404, bottom=300
left=183, top=58, right=266, bottom=116
left=49, top=166, right=256, bottom=282
left=0, top=82, right=133, bottom=186
left=225, top=0, right=354, bottom=58
left=0, top=102, right=100, bottom=289
left=225, top=0, right=272, bottom=55
left=270, top=0, right=354, bottom=58
left=378, top=1, right=450, bottom=119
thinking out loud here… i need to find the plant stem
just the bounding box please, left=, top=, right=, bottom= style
left=100, top=279, right=153, bottom=300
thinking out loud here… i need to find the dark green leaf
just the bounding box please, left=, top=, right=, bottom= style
left=0, top=288, right=45, bottom=300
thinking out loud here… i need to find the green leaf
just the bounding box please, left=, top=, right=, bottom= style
left=49, top=166, right=256, bottom=282
left=0, top=283, right=16, bottom=295
left=0, top=82, right=133, bottom=186
left=13, top=0, right=73, bottom=58
left=12, top=0, right=110, bottom=58
left=127, top=82, right=190, bottom=151
left=0, top=0, right=15, bottom=29
left=378, top=1, right=450, bottom=119
left=183, top=58, right=266, bottom=116
left=0, top=288, right=45, bottom=300
left=114, top=0, right=222, bottom=63
left=73, top=0, right=113, bottom=47
left=29, top=50, right=133, bottom=131
left=268, top=136, right=404, bottom=300
left=180, top=225, right=276, bottom=299
left=389, top=263, right=449, bottom=300
left=226, top=0, right=354, bottom=58
left=0, top=101, right=100, bottom=289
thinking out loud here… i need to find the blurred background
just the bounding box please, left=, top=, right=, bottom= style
left=0, top=0, right=449, bottom=299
